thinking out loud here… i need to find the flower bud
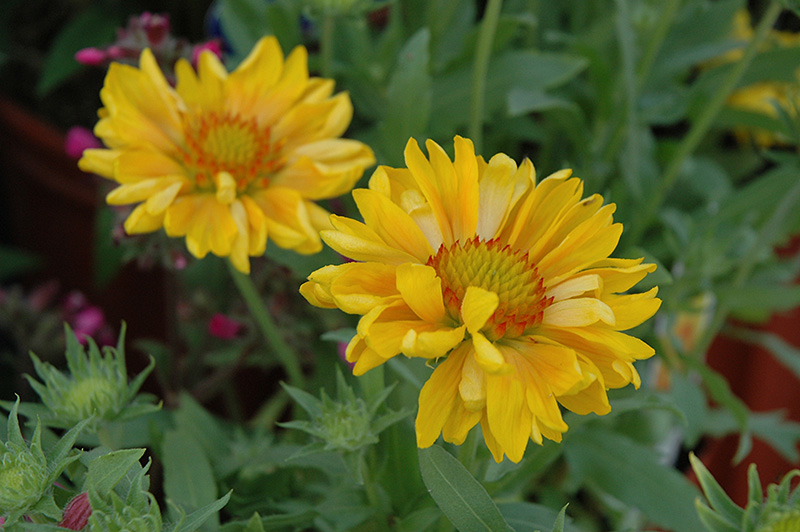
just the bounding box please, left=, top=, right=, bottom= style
left=74, top=47, right=107, bottom=66
left=58, top=492, right=91, bottom=530
left=208, top=313, right=244, bottom=340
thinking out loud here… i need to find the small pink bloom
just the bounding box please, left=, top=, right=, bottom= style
left=142, top=13, right=170, bottom=46
left=192, top=40, right=223, bottom=66
left=58, top=492, right=91, bottom=530
left=65, top=127, right=102, bottom=159
left=338, top=342, right=355, bottom=370
left=74, top=47, right=107, bottom=66
left=72, top=306, right=107, bottom=343
left=208, top=313, right=243, bottom=340
left=106, top=45, right=125, bottom=60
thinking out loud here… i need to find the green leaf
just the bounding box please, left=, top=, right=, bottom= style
left=280, top=382, right=323, bottom=417
left=217, top=0, right=269, bottom=59
left=418, top=445, right=511, bottom=532
left=497, top=502, right=578, bottom=532
left=36, top=7, right=117, bottom=96
left=717, top=283, right=800, bottom=322
left=564, top=427, right=703, bottom=532
left=173, top=392, right=229, bottom=466
left=689, top=453, right=743, bottom=529
left=551, top=505, right=568, bottom=532
left=86, top=448, right=147, bottom=496
left=378, top=28, right=432, bottom=166
left=0, top=245, right=41, bottom=281
left=396, top=507, right=442, bottom=532
left=162, top=428, right=219, bottom=529
left=171, top=491, right=232, bottom=532
left=507, top=88, right=576, bottom=116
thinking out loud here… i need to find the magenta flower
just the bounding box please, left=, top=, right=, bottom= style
left=64, top=127, right=102, bottom=159
left=208, top=313, right=244, bottom=340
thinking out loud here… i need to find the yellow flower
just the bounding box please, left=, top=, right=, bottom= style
left=301, top=136, right=661, bottom=463
left=79, top=36, right=375, bottom=273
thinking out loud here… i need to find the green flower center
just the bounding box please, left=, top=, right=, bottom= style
left=63, top=376, right=119, bottom=419
left=427, top=237, right=551, bottom=340
left=181, top=111, right=284, bottom=193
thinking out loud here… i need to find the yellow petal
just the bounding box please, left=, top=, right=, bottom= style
left=322, top=215, right=419, bottom=265
left=396, top=263, right=445, bottom=323
left=353, top=188, right=434, bottom=262
left=543, top=298, right=616, bottom=327
left=472, top=332, right=511, bottom=374
left=404, top=138, right=454, bottom=244
left=460, top=286, right=499, bottom=334
left=486, top=372, right=532, bottom=463
left=459, top=350, right=486, bottom=411
left=442, top=402, right=481, bottom=445
left=416, top=345, right=469, bottom=447
left=124, top=203, right=165, bottom=234
left=603, top=288, right=661, bottom=330
left=401, top=325, right=466, bottom=359
left=79, top=148, right=119, bottom=178
left=329, top=262, right=399, bottom=314
left=476, top=153, right=524, bottom=239
left=546, top=274, right=602, bottom=302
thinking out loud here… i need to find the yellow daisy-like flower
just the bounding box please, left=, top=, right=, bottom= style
left=79, top=36, right=375, bottom=273
left=301, top=136, right=661, bottom=463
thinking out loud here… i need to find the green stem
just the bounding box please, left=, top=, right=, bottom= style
left=469, top=0, right=504, bottom=153
left=227, top=261, right=305, bottom=388
left=320, top=12, right=336, bottom=79
left=628, top=1, right=783, bottom=245
left=635, top=0, right=681, bottom=92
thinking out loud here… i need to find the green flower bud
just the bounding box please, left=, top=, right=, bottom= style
left=0, top=398, right=86, bottom=526
left=0, top=435, right=49, bottom=515
left=758, top=511, right=800, bottom=532
left=88, top=492, right=163, bottom=532
left=24, top=323, right=159, bottom=432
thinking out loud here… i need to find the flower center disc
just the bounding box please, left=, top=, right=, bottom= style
left=182, top=112, right=284, bottom=193
left=427, top=237, right=551, bottom=340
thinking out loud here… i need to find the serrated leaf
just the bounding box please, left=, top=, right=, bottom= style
left=418, top=445, right=511, bottom=532
left=86, top=448, right=146, bottom=496
left=280, top=382, right=323, bottom=417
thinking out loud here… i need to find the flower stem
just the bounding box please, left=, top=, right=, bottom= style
left=320, top=12, right=336, bottom=79
left=628, top=1, right=783, bottom=244
left=469, top=0, right=504, bottom=153
left=227, top=261, right=305, bottom=388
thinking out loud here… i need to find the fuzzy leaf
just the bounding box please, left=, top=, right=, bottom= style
left=418, top=445, right=511, bottom=532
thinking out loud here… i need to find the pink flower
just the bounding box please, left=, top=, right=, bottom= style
left=208, top=313, right=244, bottom=340
left=64, top=127, right=102, bottom=159
left=140, top=12, right=171, bottom=46
left=74, top=47, right=107, bottom=66
left=191, top=39, right=223, bottom=66
left=58, top=492, right=91, bottom=530
left=62, top=291, right=113, bottom=346
left=338, top=342, right=355, bottom=370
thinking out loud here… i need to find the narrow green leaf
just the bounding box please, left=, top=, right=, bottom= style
left=171, top=491, right=232, bottom=532
left=689, top=453, right=744, bottom=527
left=418, top=445, right=511, bottom=532
left=497, top=502, right=576, bottom=532
left=162, top=429, right=218, bottom=529
left=280, top=382, right=323, bottom=417
left=86, top=448, right=146, bottom=496
left=551, top=505, right=568, bottom=532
